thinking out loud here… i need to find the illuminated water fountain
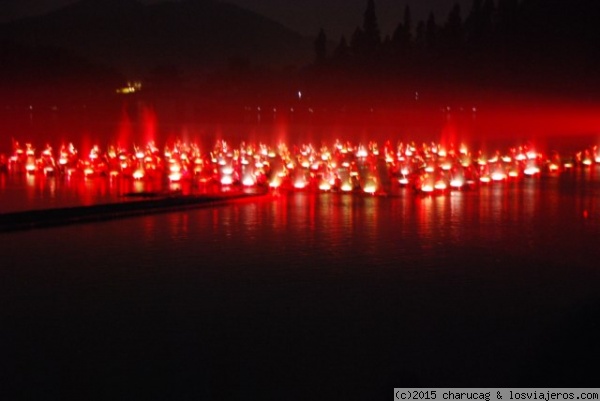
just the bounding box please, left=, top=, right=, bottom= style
left=2, top=138, right=599, bottom=197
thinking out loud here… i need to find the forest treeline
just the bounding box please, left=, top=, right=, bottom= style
left=307, top=0, right=600, bottom=100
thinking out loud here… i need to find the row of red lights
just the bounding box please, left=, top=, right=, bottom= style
left=2, top=140, right=599, bottom=194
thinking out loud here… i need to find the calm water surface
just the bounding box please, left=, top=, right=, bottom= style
left=1, top=171, right=600, bottom=399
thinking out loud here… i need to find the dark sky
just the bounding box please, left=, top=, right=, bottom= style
left=226, top=0, right=470, bottom=39
left=1, top=0, right=470, bottom=39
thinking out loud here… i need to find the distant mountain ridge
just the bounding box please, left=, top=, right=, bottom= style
left=0, top=0, right=313, bottom=78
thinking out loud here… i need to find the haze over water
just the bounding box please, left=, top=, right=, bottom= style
left=3, top=95, right=600, bottom=153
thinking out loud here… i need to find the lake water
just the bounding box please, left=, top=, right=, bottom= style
left=2, top=175, right=600, bottom=399
left=1, top=103, right=600, bottom=399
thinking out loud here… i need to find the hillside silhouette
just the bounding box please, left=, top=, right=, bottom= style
left=0, top=0, right=312, bottom=82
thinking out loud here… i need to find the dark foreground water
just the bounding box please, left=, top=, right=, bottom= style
left=1, top=171, right=600, bottom=400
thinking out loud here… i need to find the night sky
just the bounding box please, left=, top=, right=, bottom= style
left=225, top=0, right=470, bottom=39
left=2, top=0, right=470, bottom=39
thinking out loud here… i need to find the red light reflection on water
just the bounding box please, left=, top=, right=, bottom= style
left=120, top=172, right=600, bottom=281
left=0, top=172, right=223, bottom=213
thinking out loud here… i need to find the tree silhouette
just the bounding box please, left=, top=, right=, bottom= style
left=392, top=5, right=412, bottom=54
left=361, top=0, right=381, bottom=56
left=404, top=5, right=412, bottom=41
left=414, top=21, right=426, bottom=51
left=333, top=35, right=350, bottom=63
left=497, top=0, right=519, bottom=39
left=425, top=12, right=438, bottom=52
left=350, top=26, right=365, bottom=57
left=314, top=28, right=327, bottom=65
left=465, top=0, right=483, bottom=46
left=443, top=3, right=464, bottom=51
left=481, top=0, right=495, bottom=41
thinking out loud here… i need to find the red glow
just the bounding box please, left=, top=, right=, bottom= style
left=117, top=105, right=133, bottom=146
left=142, top=106, right=157, bottom=145
left=2, top=128, right=600, bottom=200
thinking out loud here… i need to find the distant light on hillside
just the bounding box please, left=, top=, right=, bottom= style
left=116, top=81, right=142, bottom=95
